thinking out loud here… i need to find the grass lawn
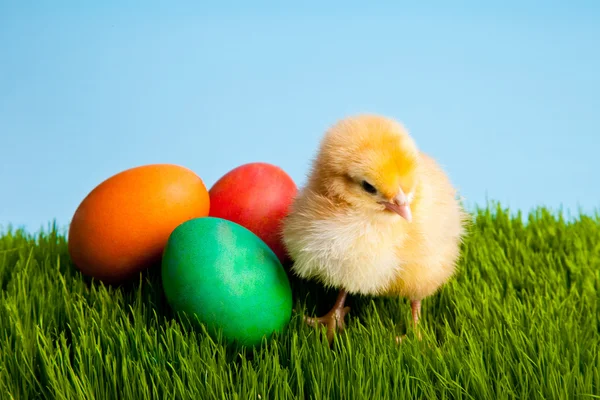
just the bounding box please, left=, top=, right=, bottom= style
left=1, top=203, right=599, bottom=399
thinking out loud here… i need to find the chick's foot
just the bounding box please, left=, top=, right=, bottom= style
left=304, top=289, right=350, bottom=345
left=395, top=299, right=423, bottom=344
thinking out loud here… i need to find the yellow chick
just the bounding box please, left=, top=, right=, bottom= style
left=282, top=114, right=468, bottom=344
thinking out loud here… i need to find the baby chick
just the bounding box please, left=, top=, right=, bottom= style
left=282, top=114, right=468, bottom=344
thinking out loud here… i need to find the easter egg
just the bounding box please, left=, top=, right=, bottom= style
left=208, top=162, right=297, bottom=263
left=161, top=216, right=293, bottom=347
left=68, top=163, right=210, bottom=283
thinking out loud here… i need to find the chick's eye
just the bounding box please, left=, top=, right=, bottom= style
left=361, top=180, right=377, bottom=194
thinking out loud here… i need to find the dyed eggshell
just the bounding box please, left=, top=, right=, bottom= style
left=208, top=162, right=297, bottom=263
left=68, top=163, right=210, bottom=283
left=161, top=217, right=293, bottom=347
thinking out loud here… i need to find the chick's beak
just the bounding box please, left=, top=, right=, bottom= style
left=379, top=192, right=412, bottom=222
left=381, top=201, right=412, bottom=222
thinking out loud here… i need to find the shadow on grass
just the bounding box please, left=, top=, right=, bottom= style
left=285, top=266, right=420, bottom=343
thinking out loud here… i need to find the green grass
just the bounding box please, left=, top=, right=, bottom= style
left=1, top=203, right=599, bottom=399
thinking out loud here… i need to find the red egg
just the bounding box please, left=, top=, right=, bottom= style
left=208, top=162, right=297, bottom=263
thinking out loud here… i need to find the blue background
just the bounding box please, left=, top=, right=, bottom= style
left=1, top=1, right=598, bottom=233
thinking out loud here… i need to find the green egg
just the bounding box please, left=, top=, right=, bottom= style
left=161, top=216, right=293, bottom=347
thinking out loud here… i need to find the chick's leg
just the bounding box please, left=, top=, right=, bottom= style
left=304, top=289, right=350, bottom=345
left=411, top=299, right=422, bottom=340
left=396, top=299, right=423, bottom=343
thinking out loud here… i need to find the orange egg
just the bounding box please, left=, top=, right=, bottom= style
left=68, top=163, right=210, bottom=284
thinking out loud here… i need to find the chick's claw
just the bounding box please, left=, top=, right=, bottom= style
left=304, top=306, right=351, bottom=344
left=303, top=290, right=350, bottom=345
